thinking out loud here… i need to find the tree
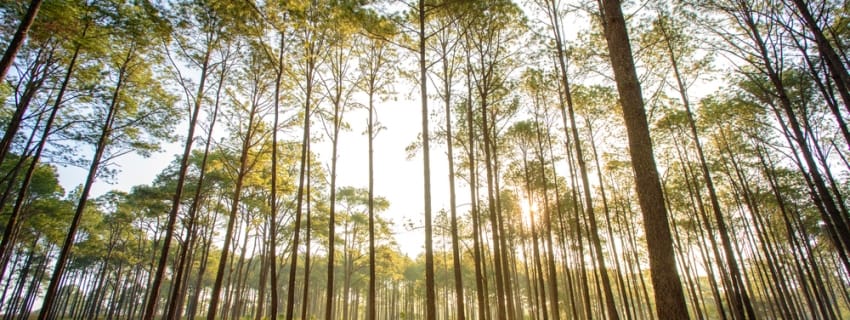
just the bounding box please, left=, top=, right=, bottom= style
left=39, top=2, right=179, bottom=317
left=357, top=11, right=397, bottom=320
left=415, top=0, right=438, bottom=318
left=206, top=42, right=270, bottom=320
left=0, top=0, right=91, bottom=279
left=318, top=4, right=359, bottom=318
left=142, top=0, right=231, bottom=316
left=427, top=3, right=467, bottom=319
left=598, top=0, right=690, bottom=318
left=0, top=0, right=43, bottom=89
left=283, top=2, right=325, bottom=319
left=652, top=10, right=754, bottom=319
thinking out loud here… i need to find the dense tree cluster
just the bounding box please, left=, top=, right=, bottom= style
left=0, top=0, right=848, bottom=319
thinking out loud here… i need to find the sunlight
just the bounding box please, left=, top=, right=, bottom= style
left=520, top=198, right=538, bottom=226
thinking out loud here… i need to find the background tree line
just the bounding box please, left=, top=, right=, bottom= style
left=0, top=0, right=848, bottom=319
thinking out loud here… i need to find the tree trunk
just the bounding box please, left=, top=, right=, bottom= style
left=206, top=74, right=261, bottom=320
left=38, top=47, right=134, bottom=320
left=418, top=1, right=438, bottom=319
left=0, top=36, right=83, bottom=279
left=301, top=145, right=313, bottom=320
left=367, top=62, right=377, bottom=320
left=270, top=30, right=285, bottom=320
left=144, top=32, right=215, bottom=320
left=0, top=0, right=43, bottom=85
left=439, top=29, right=466, bottom=320
left=598, top=1, right=689, bottom=318
left=285, top=30, right=315, bottom=320
left=186, top=59, right=227, bottom=319
left=464, top=61, right=487, bottom=320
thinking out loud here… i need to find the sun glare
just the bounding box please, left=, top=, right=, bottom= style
left=520, top=198, right=538, bottom=225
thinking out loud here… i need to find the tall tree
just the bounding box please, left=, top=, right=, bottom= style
left=416, top=0, right=438, bottom=318
left=358, top=11, right=396, bottom=320
left=206, top=44, right=270, bottom=320
left=598, top=0, right=690, bottom=319
left=0, top=0, right=43, bottom=87
left=142, top=1, right=228, bottom=315
left=285, top=1, right=325, bottom=318
left=653, top=10, right=755, bottom=319
left=39, top=3, right=178, bottom=317
left=428, top=4, right=466, bottom=319
left=267, top=28, right=285, bottom=320
left=319, top=4, right=358, bottom=318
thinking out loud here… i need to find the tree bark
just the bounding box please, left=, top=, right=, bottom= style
left=418, top=1, right=438, bottom=319
left=0, top=0, right=43, bottom=84
left=598, top=1, right=689, bottom=318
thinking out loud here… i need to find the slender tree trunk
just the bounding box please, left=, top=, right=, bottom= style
left=568, top=143, right=592, bottom=320
left=585, top=118, right=632, bottom=320
left=5, top=242, right=33, bottom=320
left=418, top=1, right=437, bottom=319
left=185, top=56, right=227, bottom=319
left=285, top=35, right=315, bottom=320
left=144, top=34, right=214, bottom=320
left=598, top=1, right=689, bottom=318
left=255, top=226, right=268, bottom=318
left=789, top=0, right=850, bottom=115
left=491, top=144, right=518, bottom=320
left=323, top=36, right=339, bottom=320
left=367, top=65, right=377, bottom=320
left=342, top=225, right=351, bottom=320
left=20, top=248, right=47, bottom=319
left=465, top=64, right=487, bottom=320
left=38, top=47, right=134, bottom=320
left=481, top=87, right=508, bottom=320
left=544, top=118, right=579, bottom=320
left=0, top=0, right=42, bottom=86
left=520, top=150, right=548, bottom=320
left=206, top=76, right=261, bottom=320
left=665, top=199, right=704, bottom=320
left=0, top=31, right=84, bottom=279
left=564, top=53, right=618, bottom=320
left=440, top=31, right=466, bottom=320
left=189, top=197, right=220, bottom=320
left=672, top=139, right=728, bottom=320
left=270, top=30, right=285, bottom=320
left=301, top=143, right=313, bottom=320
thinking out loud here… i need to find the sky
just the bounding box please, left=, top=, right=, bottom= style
left=55, top=92, right=456, bottom=258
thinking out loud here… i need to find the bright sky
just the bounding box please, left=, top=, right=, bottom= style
left=55, top=92, right=458, bottom=258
